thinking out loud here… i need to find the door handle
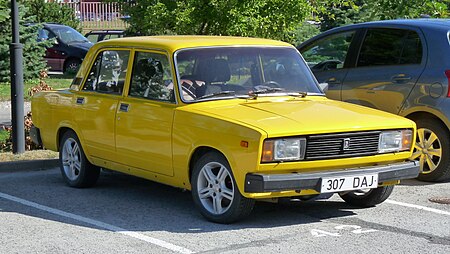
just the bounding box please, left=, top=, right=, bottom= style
left=392, top=74, right=412, bottom=83
left=326, top=77, right=341, bottom=85
left=76, top=97, right=85, bottom=104
left=119, top=103, right=129, bottom=112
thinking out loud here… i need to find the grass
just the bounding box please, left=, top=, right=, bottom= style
left=0, top=74, right=73, bottom=101
left=0, top=150, right=58, bottom=162
left=0, top=130, right=9, bottom=143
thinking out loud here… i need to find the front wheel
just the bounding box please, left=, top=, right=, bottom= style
left=191, top=152, right=255, bottom=223
left=59, top=131, right=100, bottom=188
left=64, top=58, right=82, bottom=74
left=338, top=186, right=394, bottom=207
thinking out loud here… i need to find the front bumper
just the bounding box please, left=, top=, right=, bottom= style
left=244, top=161, right=419, bottom=193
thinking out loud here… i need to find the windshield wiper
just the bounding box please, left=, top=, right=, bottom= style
left=287, top=91, right=307, bottom=97
left=251, top=87, right=285, bottom=95
left=197, top=90, right=236, bottom=100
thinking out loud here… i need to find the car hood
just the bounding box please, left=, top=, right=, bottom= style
left=187, top=96, right=414, bottom=137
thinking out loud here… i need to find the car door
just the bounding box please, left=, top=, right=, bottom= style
left=299, top=30, right=358, bottom=100
left=342, top=27, right=426, bottom=114
left=39, top=28, right=65, bottom=72
left=72, top=49, right=130, bottom=161
left=115, top=50, right=176, bottom=176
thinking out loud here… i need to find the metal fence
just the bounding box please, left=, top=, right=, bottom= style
left=59, top=1, right=127, bottom=32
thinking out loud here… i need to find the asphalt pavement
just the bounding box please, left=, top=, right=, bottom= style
left=0, top=101, right=31, bottom=126
left=0, top=167, right=449, bottom=253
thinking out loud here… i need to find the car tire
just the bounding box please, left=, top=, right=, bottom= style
left=59, top=131, right=100, bottom=188
left=412, top=118, right=450, bottom=182
left=64, top=58, right=82, bottom=74
left=338, top=186, right=394, bottom=207
left=191, top=151, right=255, bottom=223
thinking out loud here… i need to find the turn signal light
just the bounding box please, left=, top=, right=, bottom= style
left=261, top=140, right=274, bottom=162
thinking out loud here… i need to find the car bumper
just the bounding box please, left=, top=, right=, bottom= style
left=244, top=161, right=419, bottom=193
left=30, top=126, right=43, bottom=147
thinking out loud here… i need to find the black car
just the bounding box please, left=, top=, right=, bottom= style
left=38, top=23, right=93, bottom=74
left=84, top=30, right=125, bottom=43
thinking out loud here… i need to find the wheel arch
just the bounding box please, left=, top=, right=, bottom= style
left=188, top=146, right=226, bottom=184
left=57, top=127, right=74, bottom=152
left=405, top=111, right=449, bottom=133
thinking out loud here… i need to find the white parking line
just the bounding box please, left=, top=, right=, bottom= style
left=0, top=192, right=194, bottom=254
left=386, top=199, right=450, bottom=216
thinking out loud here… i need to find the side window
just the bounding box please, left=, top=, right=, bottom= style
left=82, top=50, right=130, bottom=94
left=301, top=31, right=355, bottom=71
left=86, top=34, right=99, bottom=43
left=357, top=28, right=422, bottom=67
left=400, top=31, right=423, bottom=65
left=129, top=51, right=174, bottom=102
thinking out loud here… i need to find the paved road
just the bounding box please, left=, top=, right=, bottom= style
left=0, top=167, right=449, bottom=253
left=0, top=101, right=31, bottom=126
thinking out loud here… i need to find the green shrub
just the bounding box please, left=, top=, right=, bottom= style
left=0, top=0, right=49, bottom=83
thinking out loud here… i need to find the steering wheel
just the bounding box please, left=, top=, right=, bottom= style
left=262, top=81, right=281, bottom=88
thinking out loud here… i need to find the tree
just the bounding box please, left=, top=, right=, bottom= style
left=24, top=0, right=81, bottom=31
left=360, top=0, right=449, bottom=21
left=312, top=0, right=449, bottom=32
left=113, top=0, right=314, bottom=44
left=0, top=0, right=49, bottom=82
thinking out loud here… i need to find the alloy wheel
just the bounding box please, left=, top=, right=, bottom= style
left=411, top=128, right=442, bottom=174
left=196, top=161, right=235, bottom=215
left=61, top=137, right=82, bottom=181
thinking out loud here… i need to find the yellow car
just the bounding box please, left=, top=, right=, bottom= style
left=31, top=36, right=419, bottom=223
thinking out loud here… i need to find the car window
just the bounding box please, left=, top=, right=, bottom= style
left=176, top=47, right=321, bottom=102
left=51, top=26, right=90, bottom=44
left=86, top=34, right=99, bottom=43
left=301, top=31, right=355, bottom=71
left=82, top=49, right=130, bottom=94
left=357, top=28, right=422, bottom=67
left=129, top=51, right=174, bottom=102
left=105, top=34, right=121, bottom=40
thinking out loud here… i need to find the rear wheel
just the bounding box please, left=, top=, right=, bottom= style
left=59, top=131, right=100, bottom=188
left=191, top=151, right=255, bottom=223
left=338, top=186, right=394, bottom=207
left=411, top=118, right=450, bottom=182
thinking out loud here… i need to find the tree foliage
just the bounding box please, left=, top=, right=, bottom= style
left=116, top=0, right=313, bottom=44
left=24, top=0, right=80, bottom=31
left=312, top=0, right=450, bottom=32
left=0, top=0, right=49, bottom=82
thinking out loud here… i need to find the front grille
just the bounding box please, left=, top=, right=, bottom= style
left=305, top=131, right=381, bottom=160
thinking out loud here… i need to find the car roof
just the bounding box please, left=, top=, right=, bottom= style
left=42, top=23, right=71, bottom=29
left=86, top=30, right=125, bottom=35
left=325, top=19, right=450, bottom=33
left=298, top=19, right=450, bottom=48
left=92, top=35, right=292, bottom=52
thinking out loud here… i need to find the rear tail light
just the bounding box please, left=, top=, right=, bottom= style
left=446, top=70, right=450, bottom=97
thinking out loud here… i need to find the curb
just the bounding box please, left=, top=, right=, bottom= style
left=0, top=159, right=59, bottom=173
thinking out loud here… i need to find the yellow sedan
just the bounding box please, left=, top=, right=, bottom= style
left=31, top=36, right=419, bottom=223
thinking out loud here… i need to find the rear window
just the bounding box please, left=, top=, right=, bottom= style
left=357, top=28, right=422, bottom=67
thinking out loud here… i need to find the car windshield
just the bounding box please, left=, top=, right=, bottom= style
left=175, top=46, right=321, bottom=102
left=52, top=26, right=90, bottom=44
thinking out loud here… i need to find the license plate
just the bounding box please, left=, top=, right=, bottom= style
left=320, top=174, right=378, bottom=193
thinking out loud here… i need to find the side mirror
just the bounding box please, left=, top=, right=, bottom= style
left=52, top=38, right=59, bottom=45
left=318, top=82, right=329, bottom=93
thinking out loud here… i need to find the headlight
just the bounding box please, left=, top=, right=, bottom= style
left=262, top=138, right=306, bottom=162
left=378, top=129, right=413, bottom=153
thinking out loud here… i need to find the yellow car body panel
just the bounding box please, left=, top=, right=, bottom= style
left=32, top=36, right=418, bottom=200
